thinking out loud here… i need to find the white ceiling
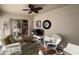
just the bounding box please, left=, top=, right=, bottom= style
left=0, top=4, right=69, bottom=16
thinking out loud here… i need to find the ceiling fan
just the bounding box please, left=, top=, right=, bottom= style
left=22, top=4, right=43, bottom=14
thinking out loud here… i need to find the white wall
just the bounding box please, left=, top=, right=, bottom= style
left=34, top=5, right=79, bottom=46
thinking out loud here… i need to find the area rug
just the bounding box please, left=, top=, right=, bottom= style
left=21, top=42, right=39, bottom=55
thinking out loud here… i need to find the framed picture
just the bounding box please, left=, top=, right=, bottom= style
left=36, top=21, right=41, bottom=28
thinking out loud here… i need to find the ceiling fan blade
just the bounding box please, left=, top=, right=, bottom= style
left=22, top=9, right=30, bottom=11
left=28, top=10, right=32, bottom=13
left=35, top=7, right=43, bottom=10
left=29, top=4, right=34, bottom=8
left=34, top=10, right=39, bottom=13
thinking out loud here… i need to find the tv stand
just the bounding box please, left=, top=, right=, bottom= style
left=31, top=29, right=44, bottom=43
left=32, top=35, right=44, bottom=44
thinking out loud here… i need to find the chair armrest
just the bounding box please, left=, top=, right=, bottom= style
left=64, top=43, right=79, bottom=55
left=5, top=42, right=21, bottom=55
left=6, top=43, right=21, bottom=48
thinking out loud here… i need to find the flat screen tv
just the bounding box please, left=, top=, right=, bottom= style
left=32, top=29, right=44, bottom=36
